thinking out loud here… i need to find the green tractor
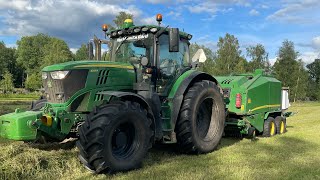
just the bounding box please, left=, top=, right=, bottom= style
left=0, top=16, right=225, bottom=173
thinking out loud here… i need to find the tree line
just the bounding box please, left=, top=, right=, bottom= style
left=190, top=34, right=311, bottom=102
left=0, top=11, right=319, bottom=101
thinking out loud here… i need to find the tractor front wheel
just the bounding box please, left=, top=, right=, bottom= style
left=176, top=80, right=225, bottom=154
left=77, top=101, right=153, bottom=173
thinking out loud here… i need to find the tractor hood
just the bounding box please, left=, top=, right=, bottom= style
left=42, top=60, right=134, bottom=71
left=41, top=60, right=136, bottom=105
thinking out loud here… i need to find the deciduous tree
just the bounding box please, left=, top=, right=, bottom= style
left=0, top=71, right=14, bottom=93
left=246, top=44, right=269, bottom=72
left=113, top=12, right=133, bottom=28
left=75, top=44, right=88, bottom=60
left=306, top=59, right=320, bottom=100
left=214, top=33, right=244, bottom=75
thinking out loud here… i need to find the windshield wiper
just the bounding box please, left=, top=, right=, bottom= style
left=115, top=36, right=129, bottom=54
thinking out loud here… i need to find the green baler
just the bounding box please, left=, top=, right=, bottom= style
left=217, top=69, right=289, bottom=137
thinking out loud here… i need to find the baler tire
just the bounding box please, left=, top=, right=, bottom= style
left=176, top=80, right=225, bottom=154
left=275, top=116, right=286, bottom=134
left=263, top=117, right=276, bottom=137
left=30, top=98, right=47, bottom=111
left=247, top=127, right=256, bottom=139
left=77, top=101, right=153, bottom=174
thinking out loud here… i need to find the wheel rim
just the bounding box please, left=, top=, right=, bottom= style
left=111, top=122, right=136, bottom=159
left=196, top=98, right=217, bottom=141
left=280, top=121, right=285, bottom=133
left=270, top=122, right=275, bottom=136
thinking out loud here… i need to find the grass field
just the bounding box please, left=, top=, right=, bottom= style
left=1, top=101, right=320, bottom=180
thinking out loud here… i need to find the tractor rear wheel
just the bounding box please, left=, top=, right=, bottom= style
left=263, top=117, right=276, bottom=137
left=176, top=80, right=225, bottom=154
left=77, top=101, right=153, bottom=173
left=275, top=116, right=286, bottom=134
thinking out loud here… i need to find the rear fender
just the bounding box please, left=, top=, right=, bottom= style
left=168, top=70, right=219, bottom=130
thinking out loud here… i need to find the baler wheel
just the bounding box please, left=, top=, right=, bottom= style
left=77, top=101, right=153, bottom=173
left=275, top=116, right=286, bottom=134
left=262, top=117, right=276, bottom=137
left=176, top=80, right=225, bottom=154
left=247, top=127, right=256, bottom=138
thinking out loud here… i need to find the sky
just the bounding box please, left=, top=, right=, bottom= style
left=0, top=0, right=320, bottom=65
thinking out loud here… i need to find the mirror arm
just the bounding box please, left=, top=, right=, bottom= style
left=155, top=25, right=169, bottom=38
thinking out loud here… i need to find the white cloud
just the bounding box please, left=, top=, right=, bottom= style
left=188, top=2, right=218, bottom=14
left=0, top=0, right=141, bottom=47
left=269, top=57, right=277, bottom=66
left=139, top=16, right=158, bottom=25
left=145, top=0, right=191, bottom=4
left=249, top=9, right=259, bottom=16
left=187, top=0, right=251, bottom=16
left=70, top=48, right=78, bottom=54
left=299, top=51, right=320, bottom=64
left=312, top=36, right=320, bottom=50
left=267, top=0, right=320, bottom=24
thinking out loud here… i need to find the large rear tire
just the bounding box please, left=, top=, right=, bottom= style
left=176, top=80, right=225, bottom=154
left=275, top=116, right=286, bottom=134
left=77, top=101, right=153, bottom=173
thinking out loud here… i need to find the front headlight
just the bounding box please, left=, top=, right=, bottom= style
left=50, top=71, right=69, bottom=80
left=42, top=72, right=48, bottom=79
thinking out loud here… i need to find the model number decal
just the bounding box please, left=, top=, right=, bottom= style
left=117, top=34, right=148, bottom=42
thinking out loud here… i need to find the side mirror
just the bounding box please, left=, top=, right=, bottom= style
left=87, top=42, right=94, bottom=60
left=169, top=28, right=179, bottom=52
left=192, top=49, right=207, bottom=63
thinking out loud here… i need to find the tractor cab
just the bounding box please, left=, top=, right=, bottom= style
left=90, top=16, right=198, bottom=95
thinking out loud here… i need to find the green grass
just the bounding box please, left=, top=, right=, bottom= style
left=0, top=101, right=31, bottom=115
left=1, top=102, right=320, bottom=180
left=0, top=93, right=40, bottom=102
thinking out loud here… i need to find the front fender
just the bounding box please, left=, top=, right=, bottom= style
left=98, top=91, right=157, bottom=138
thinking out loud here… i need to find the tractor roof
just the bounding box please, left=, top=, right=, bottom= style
left=107, top=25, right=193, bottom=40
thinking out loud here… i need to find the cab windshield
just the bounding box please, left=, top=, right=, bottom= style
left=110, top=34, right=154, bottom=63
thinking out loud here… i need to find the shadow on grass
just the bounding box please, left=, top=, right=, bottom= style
left=25, top=138, right=77, bottom=151
left=149, top=136, right=242, bottom=156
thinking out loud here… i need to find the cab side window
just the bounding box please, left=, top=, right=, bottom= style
left=158, top=34, right=189, bottom=77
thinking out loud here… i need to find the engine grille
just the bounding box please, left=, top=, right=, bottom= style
left=43, top=70, right=88, bottom=103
